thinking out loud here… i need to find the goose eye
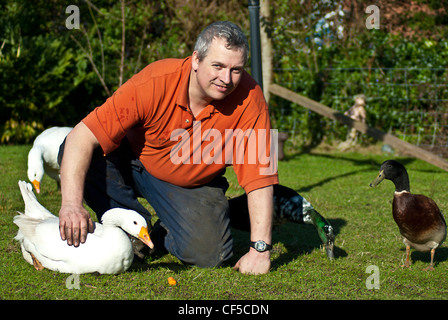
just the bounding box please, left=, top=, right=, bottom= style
left=133, top=221, right=137, bottom=225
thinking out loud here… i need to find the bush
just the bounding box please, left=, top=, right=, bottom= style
left=2, top=0, right=448, bottom=147
left=0, top=0, right=248, bottom=143
left=268, top=1, right=448, bottom=148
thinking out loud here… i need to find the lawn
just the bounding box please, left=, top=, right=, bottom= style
left=1, top=143, right=447, bottom=302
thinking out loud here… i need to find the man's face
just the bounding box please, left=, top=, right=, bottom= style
left=192, top=37, right=245, bottom=102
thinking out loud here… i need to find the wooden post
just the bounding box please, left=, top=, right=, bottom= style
left=269, top=83, right=448, bottom=171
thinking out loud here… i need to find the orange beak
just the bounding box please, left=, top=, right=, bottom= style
left=31, top=180, right=41, bottom=194
left=138, top=226, right=154, bottom=249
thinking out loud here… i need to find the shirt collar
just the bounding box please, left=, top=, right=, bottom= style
left=176, top=56, right=192, bottom=109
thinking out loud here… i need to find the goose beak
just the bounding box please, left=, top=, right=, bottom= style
left=31, top=180, right=41, bottom=194
left=369, top=170, right=385, bottom=187
left=138, top=226, right=154, bottom=249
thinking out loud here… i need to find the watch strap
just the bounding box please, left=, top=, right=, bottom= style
left=250, top=240, right=272, bottom=252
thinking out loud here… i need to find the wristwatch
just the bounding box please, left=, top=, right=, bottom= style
left=250, top=240, right=272, bottom=252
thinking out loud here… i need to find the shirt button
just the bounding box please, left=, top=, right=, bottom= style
left=185, top=119, right=190, bottom=123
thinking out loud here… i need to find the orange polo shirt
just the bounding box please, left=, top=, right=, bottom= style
left=82, top=57, right=278, bottom=193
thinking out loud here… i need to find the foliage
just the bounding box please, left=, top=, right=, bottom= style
left=268, top=0, right=448, bottom=148
left=1, top=0, right=448, bottom=145
left=0, top=1, right=81, bottom=143
left=0, top=0, right=249, bottom=144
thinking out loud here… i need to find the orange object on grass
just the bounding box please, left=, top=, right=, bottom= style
left=168, top=276, right=177, bottom=286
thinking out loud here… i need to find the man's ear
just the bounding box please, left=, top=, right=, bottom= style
left=192, top=51, right=200, bottom=72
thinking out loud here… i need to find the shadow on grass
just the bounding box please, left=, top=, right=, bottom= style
left=226, top=217, right=348, bottom=270
left=127, top=216, right=348, bottom=273
left=286, top=151, right=417, bottom=171
left=271, top=218, right=348, bottom=270
left=282, top=153, right=423, bottom=194
left=129, top=253, right=190, bottom=273
left=400, top=246, right=448, bottom=267
left=295, top=169, right=366, bottom=193
left=127, top=153, right=428, bottom=273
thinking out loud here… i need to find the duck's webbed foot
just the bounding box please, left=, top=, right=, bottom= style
left=423, top=248, right=436, bottom=271
left=30, top=253, right=44, bottom=271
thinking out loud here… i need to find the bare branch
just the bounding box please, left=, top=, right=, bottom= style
left=83, top=0, right=121, bottom=20
left=86, top=1, right=105, bottom=80
left=70, top=30, right=111, bottom=96
left=118, top=0, right=126, bottom=87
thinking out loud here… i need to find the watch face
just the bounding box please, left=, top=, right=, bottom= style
left=255, top=241, right=266, bottom=251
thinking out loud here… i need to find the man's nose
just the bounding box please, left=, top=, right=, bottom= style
left=219, top=69, right=232, bottom=85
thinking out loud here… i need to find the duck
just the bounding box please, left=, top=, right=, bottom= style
left=27, top=126, right=72, bottom=193
left=228, top=184, right=335, bottom=260
left=370, top=160, right=447, bottom=270
left=14, top=180, right=154, bottom=274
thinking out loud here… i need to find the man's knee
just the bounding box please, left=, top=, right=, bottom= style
left=133, top=168, right=233, bottom=267
left=171, top=232, right=233, bottom=268
left=166, top=198, right=233, bottom=268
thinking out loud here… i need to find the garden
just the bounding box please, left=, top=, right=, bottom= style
left=1, top=0, right=448, bottom=304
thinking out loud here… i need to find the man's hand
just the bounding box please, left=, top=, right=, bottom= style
left=233, top=248, right=271, bottom=275
left=234, top=186, right=274, bottom=275
left=59, top=204, right=94, bottom=247
left=58, top=122, right=99, bottom=247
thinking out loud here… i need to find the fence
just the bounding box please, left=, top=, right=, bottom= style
left=271, top=67, right=448, bottom=158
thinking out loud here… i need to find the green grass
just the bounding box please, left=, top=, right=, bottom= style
left=1, top=144, right=447, bottom=300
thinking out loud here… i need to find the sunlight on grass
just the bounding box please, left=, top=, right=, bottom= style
left=1, top=143, right=447, bottom=300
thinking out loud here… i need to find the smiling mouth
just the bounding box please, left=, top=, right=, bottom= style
left=214, top=83, right=232, bottom=92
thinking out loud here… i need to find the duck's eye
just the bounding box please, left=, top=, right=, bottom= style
left=133, top=221, right=137, bottom=225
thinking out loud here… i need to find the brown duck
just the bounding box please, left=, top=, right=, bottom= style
left=370, top=160, right=446, bottom=270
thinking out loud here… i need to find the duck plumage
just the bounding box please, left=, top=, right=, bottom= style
left=27, top=126, right=72, bottom=193
left=14, top=181, right=154, bottom=274
left=370, top=160, right=447, bottom=270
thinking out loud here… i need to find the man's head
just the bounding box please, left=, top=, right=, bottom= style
left=194, top=21, right=249, bottom=65
left=191, top=21, right=249, bottom=102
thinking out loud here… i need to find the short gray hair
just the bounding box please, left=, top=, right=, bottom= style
left=194, top=21, right=249, bottom=65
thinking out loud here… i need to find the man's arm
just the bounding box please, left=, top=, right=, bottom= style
left=58, top=122, right=99, bottom=247
left=233, top=185, right=273, bottom=274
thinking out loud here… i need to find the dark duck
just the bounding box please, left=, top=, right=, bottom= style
left=228, top=184, right=335, bottom=260
left=370, top=160, right=447, bottom=270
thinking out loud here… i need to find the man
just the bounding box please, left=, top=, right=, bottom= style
left=58, top=21, right=278, bottom=275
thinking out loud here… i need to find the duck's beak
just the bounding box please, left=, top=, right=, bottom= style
left=138, top=226, right=154, bottom=249
left=369, top=170, right=385, bottom=187
left=31, top=180, right=41, bottom=194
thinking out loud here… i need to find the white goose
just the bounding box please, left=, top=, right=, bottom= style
left=27, top=126, right=72, bottom=193
left=14, top=181, right=154, bottom=274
